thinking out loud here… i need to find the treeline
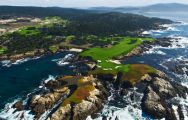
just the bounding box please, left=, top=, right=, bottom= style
left=66, top=12, right=172, bottom=36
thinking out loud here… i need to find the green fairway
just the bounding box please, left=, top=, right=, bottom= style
left=81, top=37, right=154, bottom=74
left=81, top=37, right=154, bottom=61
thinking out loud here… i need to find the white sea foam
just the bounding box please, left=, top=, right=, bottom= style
left=170, top=95, right=188, bottom=120
left=44, top=75, right=56, bottom=84
left=1, top=56, right=41, bottom=67
left=87, top=106, right=139, bottom=120
left=0, top=100, right=34, bottom=120
left=87, top=86, right=147, bottom=120
left=172, top=105, right=180, bottom=120
left=1, top=60, right=11, bottom=67
left=142, top=31, right=150, bottom=35
left=0, top=75, right=57, bottom=120
left=53, top=54, right=74, bottom=66
left=166, top=26, right=180, bottom=31
left=145, top=46, right=166, bottom=55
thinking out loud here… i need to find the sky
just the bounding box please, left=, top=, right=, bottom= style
left=0, top=0, right=188, bottom=8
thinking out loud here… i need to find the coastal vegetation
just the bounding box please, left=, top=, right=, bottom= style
left=0, top=12, right=172, bottom=57
left=0, top=46, right=7, bottom=55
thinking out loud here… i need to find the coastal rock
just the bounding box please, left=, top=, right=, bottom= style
left=96, top=74, right=116, bottom=82
left=155, top=70, right=168, bottom=79
left=48, top=104, right=72, bottom=120
left=142, top=86, right=166, bottom=119
left=125, top=46, right=143, bottom=57
left=166, top=107, right=178, bottom=120
left=141, top=74, right=152, bottom=82
left=29, top=87, right=69, bottom=118
left=45, top=80, right=61, bottom=89
left=155, top=38, right=172, bottom=47
left=3, top=49, right=45, bottom=62
left=141, top=70, right=188, bottom=119
left=12, top=101, right=24, bottom=111
left=73, top=100, right=100, bottom=120
left=151, top=77, right=176, bottom=99
left=171, top=82, right=188, bottom=99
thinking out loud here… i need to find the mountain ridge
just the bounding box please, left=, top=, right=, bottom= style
left=88, top=3, right=188, bottom=13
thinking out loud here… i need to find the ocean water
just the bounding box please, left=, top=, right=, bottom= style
left=0, top=52, right=76, bottom=109
left=142, top=12, right=188, bottom=23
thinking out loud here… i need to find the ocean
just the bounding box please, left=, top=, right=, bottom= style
left=0, top=52, right=76, bottom=109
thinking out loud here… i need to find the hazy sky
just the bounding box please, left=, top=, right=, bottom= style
left=0, top=0, right=188, bottom=8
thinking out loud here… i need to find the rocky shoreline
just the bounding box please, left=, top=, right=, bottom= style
left=117, top=37, right=174, bottom=60
left=1, top=36, right=188, bottom=120
left=9, top=67, right=188, bottom=120
left=0, top=37, right=173, bottom=63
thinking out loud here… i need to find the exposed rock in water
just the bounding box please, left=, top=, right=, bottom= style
left=141, top=71, right=188, bottom=119
left=12, top=101, right=24, bottom=111
left=48, top=104, right=72, bottom=120
left=154, top=37, right=172, bottom=47
left=29, top=87, right=70, bottom=118
left=142, top=86, right=166, bottom=119
left=151, top=77, right=176, bottom=99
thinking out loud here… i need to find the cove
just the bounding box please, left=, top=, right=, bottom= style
left=0, top=52, right=75, bottom=109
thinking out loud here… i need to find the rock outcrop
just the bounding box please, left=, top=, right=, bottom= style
left=12, top=101, right=24, bottom=111
left=29, top=87, right=70, bottom=118
left=48, top=79, right=107, bottom=120
left=141, top=71, right=188, bottom=119
left=11, top=75, right=107, bottom=120
left=142, top=86, right=166, bottom=118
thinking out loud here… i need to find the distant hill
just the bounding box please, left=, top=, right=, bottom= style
left=0, top=6, right=94, bottom=19
left=89, top=3, right=188, bottom=13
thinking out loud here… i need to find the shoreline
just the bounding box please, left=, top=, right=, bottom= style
left=0, top=47, right=83, bottom=67
left=1, top=34, right=186, bottom=120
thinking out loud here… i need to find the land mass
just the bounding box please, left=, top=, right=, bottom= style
left=0, top=7, right=186, bottom=120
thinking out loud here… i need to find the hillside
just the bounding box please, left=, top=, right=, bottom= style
left=0, top=6, right=93, bottom=19
left=89, top=3, right=188, bottom=13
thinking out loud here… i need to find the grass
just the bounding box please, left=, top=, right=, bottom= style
left=60, top=75, right=96, bottom=106
left=120, top=64, right=156, bottom=85
left=81, top=37, right=154, bottom=61
left=62, top=85, right=95, bottom=106
left=49, top=45, right=59, bottom=53
left=16, top=26, right=41, bottom=36
left=0, top=46, right=7, bottom=55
